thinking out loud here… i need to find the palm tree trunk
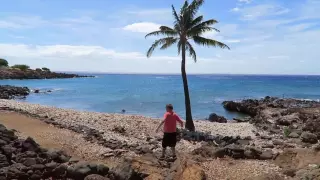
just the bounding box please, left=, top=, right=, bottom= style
left=181, top=42, right=195, bottom=131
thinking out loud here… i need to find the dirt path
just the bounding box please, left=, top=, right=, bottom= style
left=0, top=111, right=117, bottom=166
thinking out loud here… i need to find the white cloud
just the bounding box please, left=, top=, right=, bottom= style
left=231, top=7, right=240, bottom=12
left=287, top=23, right=318, bottom=32
left=239, top=0, right=252, bottom=4
left=0, top=43, right=245, bottom=74
left=233, top=4, right=290, bottom=20
left=225, top=39, right=241, bottom=43
left=123, top=22, right=161, bottom=33
left=0, top=21, right=22, bottom=29
left=0, top=15, right=46, bottom=29
left=126, top=9, right=171, bottom=16
left=268, top=56, right=289, bottom=59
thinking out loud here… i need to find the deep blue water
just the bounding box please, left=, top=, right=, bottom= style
left=1, top=74, right=320, bottom=119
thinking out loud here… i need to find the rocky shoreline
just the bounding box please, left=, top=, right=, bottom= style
left=223, top=96, right=320, bottom=144
left=0, top=68, right=93, bottom=80
left=0, top=85, right=30, bottom=99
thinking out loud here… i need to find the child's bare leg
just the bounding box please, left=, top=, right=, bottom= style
left=170, top=147, right=176, bottom=157
left=161, top=148, right=166, bottom=158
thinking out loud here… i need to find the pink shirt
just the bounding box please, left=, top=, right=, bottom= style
left=163, top=112, right=183, bottom=133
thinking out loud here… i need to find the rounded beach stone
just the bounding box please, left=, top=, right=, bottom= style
left=301, top=132, right=318, bottom=144
left=85, top=174, right=110, bottom=180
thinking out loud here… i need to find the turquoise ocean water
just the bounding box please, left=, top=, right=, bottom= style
left=1, top=74, right=320, bottom=119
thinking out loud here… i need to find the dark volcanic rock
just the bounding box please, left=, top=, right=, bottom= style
left=223, top=97, right=320, bottom=118
left=301, top=132, right=318, bottom=144
left=192, top=145, right=226, bottom=159
left=222, top=99, right=261, bottom=117
left=22, top=137, right=40, bottom=152
left=208, top=113, right=227, bottom=123
left=111, top=159, right=143, bottom=180
left=303, top=118, right=320, bottom=138
left=0, top=67, right=93, bottom=80
left=0, top=85, right=30, bottom=99
left=0, top=154, right=9, bottom=168
left=0, top=123, right=113, bottom=180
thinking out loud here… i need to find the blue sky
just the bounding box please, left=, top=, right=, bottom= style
left=0, top=0, right=319, bottom=74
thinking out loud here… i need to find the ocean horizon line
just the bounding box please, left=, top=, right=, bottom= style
left=55, top=71, right=320, bottom=77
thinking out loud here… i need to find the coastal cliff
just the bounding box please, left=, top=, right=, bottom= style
left=0, top=68, right=93, bottom=80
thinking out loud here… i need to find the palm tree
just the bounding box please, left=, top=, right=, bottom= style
left=145, top=0, right=230, bottom=131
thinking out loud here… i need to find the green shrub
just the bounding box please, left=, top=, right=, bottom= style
left=35, top=68, right=42, bottom=72
left=41, top=67, right=50, bottom=72
left=283, top=127, right=291, bottom=137
left=0, top=59, right=8, bottom=67
left=11, top=64, right=30, bottom=71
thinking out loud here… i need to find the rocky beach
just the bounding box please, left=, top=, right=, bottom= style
left=0, top=97, right=319, bottom=179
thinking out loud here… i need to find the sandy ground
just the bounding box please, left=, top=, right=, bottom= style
left=0, top=111, right=120, bottom=168
left=202, top=158, right=284, bottom=180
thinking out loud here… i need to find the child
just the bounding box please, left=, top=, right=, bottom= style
left=156, top=104, right=183, bottom=159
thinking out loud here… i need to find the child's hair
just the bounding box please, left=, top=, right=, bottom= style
left=166, top=104, right=173, bottom=110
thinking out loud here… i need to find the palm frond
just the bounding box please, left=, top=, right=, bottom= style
left=188, top=26, right=219, bottom=37
left=187, top=19, right=219, bottom=36
left=172, top=5, right=181, bottom=24
left=188, top=0, right=204, bottom=18
left=191, top=19, right=218, bottom=29
left=181, top=1, right=189, bottom=15
left=146, top=37, right=176, bottom=57
left=189, top=15, right=203, bottom=28
left=192, top=36, right=230, bottom=49
left=145, top=30, right=178, bottom=38
left=172, top=5, right=182, bottom=33
left=186, top=41, right=197, bottom=62
left=160, top=38, right=178, bottom=50
left=160, top=26, right=175, bottom=31
left=180, top=1, right=205, bottom=32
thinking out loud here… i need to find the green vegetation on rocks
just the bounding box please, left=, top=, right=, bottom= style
left=0, top=59, right=8, bottom=67
left=11, top=64, right=30, bottom=71
left=42, top=67, right=50, bottom=71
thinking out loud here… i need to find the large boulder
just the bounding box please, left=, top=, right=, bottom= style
left=208, top=113, right=227, bottom=123
left=276, top=113, right=300, bottom=126
left=222, top=99, right=260, bottom=117
left=167, top=155, right=206, bottom=180
left=301, top=132, right=318, bottom=144
left=22, top=137, right=40, bottom=152
left=192, top=145, right=225, bottom=159
left=303, top=118, right=320, bottom=138
left=295, top=167, right=320, bottom=180
left=0, top=154, right=9, bottom=168
left=111, top=159, right=143, bottom=180
left=67, top=162, right=109, bottom=179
